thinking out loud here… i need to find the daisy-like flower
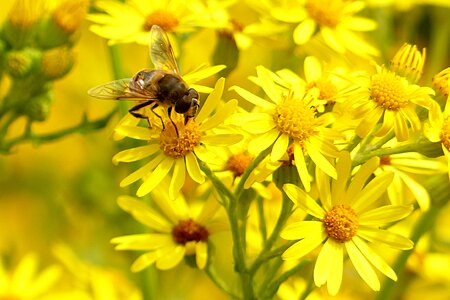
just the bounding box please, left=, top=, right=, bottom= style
left=424, top=100, right=450, bottom=180
left=111, top=186, right=227, bottom=272
left=375, top=151, right=447, bottom=210
left=271, top=56, right=355, bottom=112
left=0, top=253, right=62, bottom=299
left=270, top=0, right=379, bottom=57
left=88, top=0, right=204, bottom=45
left=231, top=65, right=340, bottom=191
left=113, top=78, right=242, bottom=199
left=281, top=151, right=414, bottom=295
left=349, top=43, right=435, bottom=141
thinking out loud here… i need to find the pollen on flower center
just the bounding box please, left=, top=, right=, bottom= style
left=159, top=119, right=201, bottom=159
left=172, top=219, right=209, bottom=245
left=440, top=117, right=450, bottom=152
left=323, top=204, right=359, bottom=243
left=226, top=153, right=253, bottom=177
left=370, top=72, right=408, bottom=111
left=143, top=10, right=179, bottom=32
left=379, top=156, right=391, bottom=166
left=305, top=0, right=343, bottom=27
left=273, top=98, right=317, bottom=141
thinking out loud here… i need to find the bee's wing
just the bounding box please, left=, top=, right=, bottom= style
left=88, top=78, right=155, bottom=100
left=149, top=25, right=180, bottom=75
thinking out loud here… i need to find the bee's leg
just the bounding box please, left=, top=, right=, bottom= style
left=149, top=104, right=166, bottom=130
left=167, top=107, right=179, bottom=136
left=129, top=100, right=154, bottom=126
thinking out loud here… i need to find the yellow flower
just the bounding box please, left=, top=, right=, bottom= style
left=230, top=65, right=340, bottom=191
left=271, top=0, right=379, bottom=57
left=111, top=188, right=227, bottom=271
left=0, top=253, right=62, bottom=299
left=52, top=244, right=142, bottom=300
left=281, top=151, right=414, bottom=295
left=424, top=101, right=450, bottom=180
left=88, top=0, right=203, bottom=45
left=349, top=44, right=435, bottom=141
left=113, top=78, right=242, bottom=199
left=375, top=151, right=447, bottom=210
left=273, top=56, right=355, bottom=112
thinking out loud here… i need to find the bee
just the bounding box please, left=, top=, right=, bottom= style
left=88, top=25, right=199, bottom=131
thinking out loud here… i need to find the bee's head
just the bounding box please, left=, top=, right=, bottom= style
left=175, top=88, right=199, bottom=117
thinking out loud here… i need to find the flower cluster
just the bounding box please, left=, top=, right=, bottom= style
left=3, top=0, right=449, bottom=300
left=85, top=0, right=450, bottom=297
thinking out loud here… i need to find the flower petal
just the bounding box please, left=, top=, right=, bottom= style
left=131, top=252, right=158, bottom=272
left=119, top=153, right=164, bottom=187
left=196, top=77, right=225, bottom=124
left=282, top=233, right=327, bottom=261
left=155, top=245, right=186, bottom=270
left=112, top=144, right=160, bottom=165
left=346, top=240, right=380, bottom=291
left=281, top=221, right=324, bottom=240
left=294, top=19, right=316, bottom=45
left=248, top=129, right=279, bottom=155
left=169, top=159, right=185, bottom=200
left=186, top=152, right=205, bottom=184
left=352, top=172, right=394, bottom=213
left=358, top=227, right=414, bottom=250
left=271, top=134, right=289, bottom=162
left=136, top=157, right=174, bottom=197
left=117, top=196, right=172, bottom=231
left=196, top=242, right=208, bottom=269
left=283, top=184, right=326, bottom=219
left=199, top=99, right=238, bottom=131
left=352, top=236, right=397, bottom=281
left=293, top=143, right=311, bottom=192
left=230, top=86, right=276, bottom=109
left=359, top=205, right=413, bottom=225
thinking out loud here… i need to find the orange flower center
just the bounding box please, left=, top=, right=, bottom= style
left=273, top=96, right=318, bottom=142
left=323, top=204, right=359, bottom=243
left=159, top=118, right=201, bottom=159
left=370, top=72, right=408, bottom=111
left=172, top=219, right=209, bottom=244
left=143, top=10, right=179, bottom=32
left=305, top=0, right=344, bottom=28
left=226, top=152, right=253, bottom=177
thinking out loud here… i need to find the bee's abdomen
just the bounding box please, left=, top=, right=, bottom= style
left=157, top=74, right=188, bottom=104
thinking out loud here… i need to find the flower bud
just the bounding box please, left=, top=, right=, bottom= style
left=40, top=46, right=74, bottom=80
left=24, top=90, right=53, bottom=121
left=36, top=0, right=88, bottom=48
left=5, top=47, right=41, bottom=78
left=3, top=0, right=44, bottom=49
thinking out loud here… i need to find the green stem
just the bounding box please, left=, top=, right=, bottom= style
left=352, top=139, right=434, bottom=167
left=256, top=196, right=267, bottom=244
left=200, top=161, right=252, bottom=299
left=234, top=147, right=271, bottom=201
left=264, top=260, right=310, bottom=299
left=0, top=109, right=116, bottom=153
left=107, top=44, right=129, bottom=117
left=249, top=194, right=293, bottom=275
left=198, top=161, right=234, bottom=208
